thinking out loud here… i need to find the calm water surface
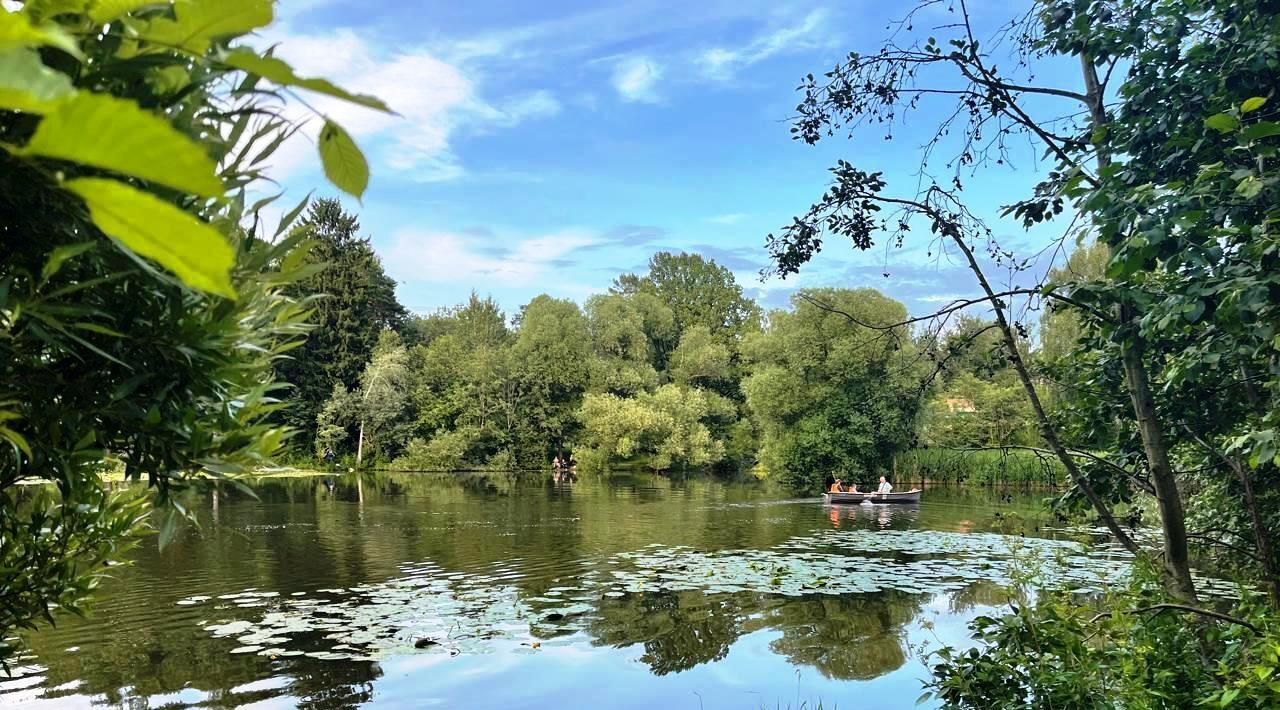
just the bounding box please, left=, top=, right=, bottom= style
left=3, top=473, right=1091, bottom=709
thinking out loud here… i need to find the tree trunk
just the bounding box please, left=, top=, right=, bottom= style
left=356, top=419, right=365, bottom=467
left=1120, top=339, right=1196, bottom=601
left=1081, top=54, right=1196, bottom=602
left=947, top=231, right=1139, bottom=555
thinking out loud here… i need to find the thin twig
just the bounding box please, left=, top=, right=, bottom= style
left=1089, top=603, right=1258, bottom=633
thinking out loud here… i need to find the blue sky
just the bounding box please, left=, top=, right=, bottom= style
left=264, top=0, right=1083, bottom=321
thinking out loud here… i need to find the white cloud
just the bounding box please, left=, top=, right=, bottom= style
left=496, top=90, right=562, bottom=126
left=916, top=293, right=972, bottom=304
left=698, top=9, right=834, bottom=81
left=384, top=229, right=600, bottom=288
left=707, top=213, right=748, bottom=225
left=611, top=56, right=663, bottom=103
left=252, top=27, right=559, bottom=184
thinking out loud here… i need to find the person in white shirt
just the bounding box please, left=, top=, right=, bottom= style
left=876, top=476, right=893, bottom=495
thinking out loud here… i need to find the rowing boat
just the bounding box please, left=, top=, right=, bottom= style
left=823, top=490, right=921, bottom=504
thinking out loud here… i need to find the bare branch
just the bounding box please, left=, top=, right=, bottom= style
left=1089, top=604, right=1258, bottom=634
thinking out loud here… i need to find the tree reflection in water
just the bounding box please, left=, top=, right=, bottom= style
left=755, top=592, right=925, bottom=680
left=588, top=588, right=926, bottom=680
left=590, top=591, right=744, bottom=675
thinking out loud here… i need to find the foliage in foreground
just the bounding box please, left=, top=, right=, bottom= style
left=0, top=0, right=382, bottom=666
left=926, top=570, right=1280, bottom=709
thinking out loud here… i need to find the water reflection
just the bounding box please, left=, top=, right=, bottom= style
left=6, top=473, right=1077, bottom=709
left=762, top=593, right=922, bottom=680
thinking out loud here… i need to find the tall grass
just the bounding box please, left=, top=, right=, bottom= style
left=898, top=447, right=1063, bottom=487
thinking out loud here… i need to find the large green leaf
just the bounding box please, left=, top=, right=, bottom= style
left=318, top=120, right=369, bottom=199
left=0, top=7, right=82, bottom=57
left=1242, top=121, right=1280, bottom=142
left=220, top=48, right=393, bottom=113
left=87, top=0, right=170, bottom=24
left=1204, top=113, right=1239, bottom=133
left=22, top=92, right=224, bottom=197
left=21, top=0, right=89, bottom=21
left=64, top=177, right=236, bottom=298
left=0, top=47, right=74, bottom=114
left=138, top=0, right=271, bottom=53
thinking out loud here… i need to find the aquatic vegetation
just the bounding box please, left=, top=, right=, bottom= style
left=181, top=528, right=1240, bottom=662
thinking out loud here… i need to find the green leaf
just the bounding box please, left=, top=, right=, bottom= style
left=0, top=7, right=82, bottom=57
left=220, top=48, right=393, bottom=113
left=274, top=190, right=312, bottom=238
left=1205, top=113, right=1239, bottom=133
left=0, top=425, right=32, bottom=458
left=157, top=507, right=181, bottom=548
left=22, top=92, right=224, bottom=197
left=0, top=47, right=74, bottom=114
left=63, top=177, right=236, bottom=298
left=72, top=322, right=125, bottom=337
left=41, top=241, right=95, bottom=281
left=138, top=0, right=272, bottom=53
left=1242, top=121, right=1280, bottom=142
left=21, top=0, right=88, bottom=22
left=1242, top=96, right=1267, bottom=114
left=318, top=120, right=369, bottom=199
left=1236, top=176, right=1263, bottom=199
left=87, top=0, right=168, bottom=24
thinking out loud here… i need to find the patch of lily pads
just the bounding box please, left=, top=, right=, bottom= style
left=180, top=528, right=1241, bottom=662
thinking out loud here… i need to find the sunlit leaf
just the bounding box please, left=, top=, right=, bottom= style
left=0, top=7, right=82, bottom=57
left=138, top=0, right=271, bottom=53
left=1204, top=113, right=1239, bottom=133
left=0, top=47, right=74, bottom=114
left=41, top=241, right=95, bottom=281
left=21, top=0, right=88, bottom=22
left=22, top=92, right=224, bottom=197
left=1241, top=96, right=1267, bottom=114
left=63, top=177, right=236, bottom=298
left=220, top=48, right=393, bottom=113
left=318, top=120, right=368, bottom=199
left=87, top=0, right=169, bottom=24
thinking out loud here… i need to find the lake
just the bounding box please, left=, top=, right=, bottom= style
left=2, top=473, right=1133, bottom=709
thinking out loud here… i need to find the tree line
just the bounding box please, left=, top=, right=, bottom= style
left=281, top=198, right=1055, bottom=492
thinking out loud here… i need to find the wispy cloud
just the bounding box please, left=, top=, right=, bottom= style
left=611, top=56, right=664, bottom=103
left=385, top=229, right=600, bottom=288
left=690, top=244, right=767, bottom=272
left=707, top=213, right=748, bottom=225
left=254, top=27, right=559, bottom=183
left=698, top=9, right=835, bottom=81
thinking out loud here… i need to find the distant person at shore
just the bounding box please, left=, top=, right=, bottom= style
left=553, top=455, right=562, bottom=471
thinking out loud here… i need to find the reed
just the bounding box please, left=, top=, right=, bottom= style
left=897, top=448, right=1063, bottom=487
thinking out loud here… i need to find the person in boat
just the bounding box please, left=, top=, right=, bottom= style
left=876, top=476, right=893, bottom=495
left=553, top=455, right=562, bottom=471
left=828, top=478, right=843, bottom=493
